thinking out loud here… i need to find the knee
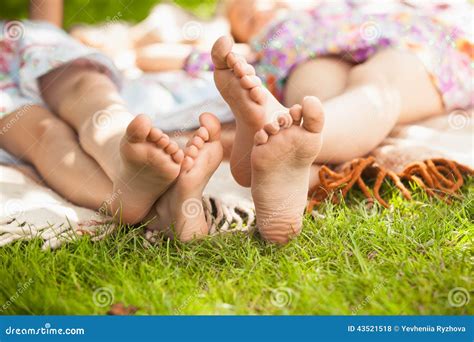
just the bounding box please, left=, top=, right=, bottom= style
left=347, top=62, right=390, bottom=91
left=348, top=63, right=401, bottom=118
left=36, top=115, right=76, bottom=147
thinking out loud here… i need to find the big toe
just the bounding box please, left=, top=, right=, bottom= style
left=211, top=36, right=233, bottom=70
left=302, top=96, right=325, bottom=133
left=199, top=112, right=221, bottom=141
left=126, top=114, right=152, bottom=142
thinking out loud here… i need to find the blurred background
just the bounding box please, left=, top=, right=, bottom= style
left=1, top=0, right=219, bottom=27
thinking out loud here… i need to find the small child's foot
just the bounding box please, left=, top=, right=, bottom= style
left=147, top=113, right=224, bottom=241
left=251, top=97, right=325, bottom=244
left=212, top=36, right=286, bottom=187
left=112, top=114, right=183, bottom=224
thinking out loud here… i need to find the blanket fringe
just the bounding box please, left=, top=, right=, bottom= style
left=144, top=195, right=255, bottom=244
left=0, top=218, right=115, bottom=250
left=307, top=157, right=473, bottom=212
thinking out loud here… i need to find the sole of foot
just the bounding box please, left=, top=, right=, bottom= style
left=251, top=96, right=325, bottom=244
left=111, top=114, right=183, bottom=224
left=211, top=36, right=286, bottom=187
left=147, top=113, right=224, bottom=242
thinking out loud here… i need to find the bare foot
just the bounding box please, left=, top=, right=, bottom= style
left=111, top=114, right=184, bottom=224
left=251, top=97, right=325, bottom=244
left=146, top=113, right=224, bottom=242
left=212, top=36, right=286, bottom=187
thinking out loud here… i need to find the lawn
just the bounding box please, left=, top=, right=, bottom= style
left=1, top=0, right=218, bottom=28
left=0, top=182, right=472, bottom=315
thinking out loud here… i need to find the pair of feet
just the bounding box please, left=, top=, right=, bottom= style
left=111, top=112, right=223, bottom=242
left=110, top=36, right=325, bottom=244
left=212, top=36, right=325, bottom=243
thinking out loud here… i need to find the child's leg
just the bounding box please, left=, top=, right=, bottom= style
left=0, top=105, right=112, bottom=209
left=305, top=49, right=443, bottom=164
left=213, top=36, right=444, bottom=184
left=212, top=37, right=444, bottom=243
left=38, top=64, right=184, bottom=223
left=146, top=113, right=224, bottom=242
left=284, top=57, right=353, bottom=104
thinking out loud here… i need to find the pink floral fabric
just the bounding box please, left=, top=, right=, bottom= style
left=0, top=20, right=120, bottom=117
left=251, top=0, right=473, bottom=110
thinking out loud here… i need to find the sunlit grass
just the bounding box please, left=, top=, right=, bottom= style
left=0, top=181, right=472, bottom=315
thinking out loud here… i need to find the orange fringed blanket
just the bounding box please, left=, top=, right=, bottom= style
left=307, top=110, right=473, bottom=211
left=307, top=157, right=473, bottom=211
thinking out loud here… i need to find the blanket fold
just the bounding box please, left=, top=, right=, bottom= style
left=0, top=104, right=471, bottom=249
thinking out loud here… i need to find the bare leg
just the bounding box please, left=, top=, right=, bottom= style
left=284, top=57, right=353, bottom=105
left=212, top=37, right=287, bottom=187
left=0, top=106, right=111, bottom=209
left=146, top=113, right=224, bottom=241
left=39, top=64, right=184, bottom=223
left=287, top=49, right=444, bottom=164
left=251, top=98, right=324, bottom=243
left=214, top=36, right=444, bottom=175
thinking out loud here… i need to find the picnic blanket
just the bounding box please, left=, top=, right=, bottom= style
left=0, top=70, right=472, bottom=249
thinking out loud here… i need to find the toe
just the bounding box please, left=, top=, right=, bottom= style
left=249, top=87, right=266, bottom=105
left=186, top=135, right=205, bottom=149
left=211, top=36, right=233, bottom=70
left=171, top=149, right=184, bottom=163
left=195, top=127, right=210, bottom=142
left=254, top=129, right=269, bottom=145
left=302, top=96, right=325, bottom=133
left=147, top=127, right=163, bottom=143
left=240, top=75, right=262, bottom=89
left=263, top=121, right=280, bottom=135
left=227, top=53, right=246, bottom=69
left=277, top=113, right=293, bottom=129
left=126, top=114, right=151, bottom=143
left=165, top=141, right=179, bottom=155
left=199, top=112, right=221, bottom=141
left=181, top=156, right=194, bottom=172
left=156, top=134, right=170, bottom=148
left=289, top=104, right=303, bottom=125
left=234, top=62, right=255, bottom=78
left=185, top=145, right=199, bottom=159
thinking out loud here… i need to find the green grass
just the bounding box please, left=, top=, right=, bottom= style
left=1, top=0, right=219, bottom=29
left=0, top=181, right=472, bottom=315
